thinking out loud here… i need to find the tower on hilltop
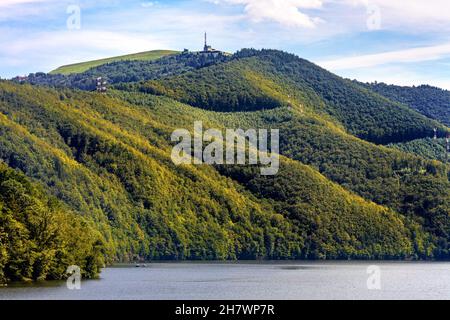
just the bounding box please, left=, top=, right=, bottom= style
left=203, top=32, right=213, bottom=52
left=199, top=33, right=227, bottom=57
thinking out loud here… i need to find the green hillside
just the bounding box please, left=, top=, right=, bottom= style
left=49, top=50, right=179, bottom=75
left=1, top=48, right=449, bottom=282
left=25, top=52, right=225, bottom=91
left=389, top=138, right=448, bottom=162
left=362, top=82, right=450, bottom=127
left=1, top=79, right=445, bottom=281
left=117, top=89, right=449, bottom=257
left=0, top=162, right=105, bottom=283
left=137, top=49, right=447, bottom=144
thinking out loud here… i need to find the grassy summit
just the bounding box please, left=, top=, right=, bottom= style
left=49, top=50, right=179, bottom=75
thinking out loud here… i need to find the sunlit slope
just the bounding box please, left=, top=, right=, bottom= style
left=362, top=82, right=450, bottom=127
left=0, top=162, right=105, bottom=282
left=117, top=88, right=449, bottom=258
left=138, top=49, right=447, bottom=144
left=0, top=81, right=435, bottom=259
left=115, top=87, right=449, bottom=259
left=28, top=52, right=224, bottom=91
left=49, top=50, right=179, bottom=75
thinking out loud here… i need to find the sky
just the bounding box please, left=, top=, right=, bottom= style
left=1, top=0, right=450, bottom=89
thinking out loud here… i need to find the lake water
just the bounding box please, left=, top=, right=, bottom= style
left=1, top=261, right=450, bottom=300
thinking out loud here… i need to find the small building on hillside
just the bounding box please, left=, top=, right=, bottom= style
left=199, top=33, right=223, bottom=57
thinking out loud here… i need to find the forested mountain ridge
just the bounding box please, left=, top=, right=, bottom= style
left=361, top=82, right=450, bottom=127
left=115, top=87, right=449, bottom=258
left=1, top=81, right=437, bottom=263
left=1, top=48, right=449, bottom=282
left=17, top=52, right=230, bottom=91
left=132, top=49, right=447, bottom=144
left=16, top=49, right=448, bottom=144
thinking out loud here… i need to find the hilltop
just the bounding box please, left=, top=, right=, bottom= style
left=49, top=50, right=179, bottom=75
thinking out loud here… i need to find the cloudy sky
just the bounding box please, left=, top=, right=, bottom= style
left=1, top=0, right=450, bottom=89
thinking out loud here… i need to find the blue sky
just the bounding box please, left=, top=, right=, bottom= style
left=1, top=0, right=450, bottom=89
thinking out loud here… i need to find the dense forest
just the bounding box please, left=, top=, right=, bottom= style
left=0, top=162, right=105, bottom=283
left=362, top=82, right=450, bottom=127
left=15, top=52, right=230, bottom=91
left=137, top=61, right=284, bottom=112
left=116, top=90, right=449, bottom=258
left=137, top=49, right=446, bottom=144
left=389, top=138, right=448, bottom=162
left=1, top=48, right=449, bottom=282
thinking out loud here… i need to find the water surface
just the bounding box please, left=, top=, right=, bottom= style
left=1, top=261, right=449, bottom=300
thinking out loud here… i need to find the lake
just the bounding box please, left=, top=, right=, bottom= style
left=1, top=261, right=449, bottom=300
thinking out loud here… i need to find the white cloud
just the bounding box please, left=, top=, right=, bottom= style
left=317, top=42, right=450, bottom=90
left=212, top=0, right=450, bottom=32
left=337, top=0, right=450, bottom=31
left=1, top=29, right=169, bottom=73
left=0, top=0, right=51, bottom=6
left=141, top=2, right=156, bottom=8
left=319, top=43, right=450, bottom=70
left=1, top=0, right=450, bottom=82
left=346, top=0, right=450, bottom=21
left=0, top=0, right=63, bottom=21
left=334, top=64, right=450, bottom=90
left=27, top=30, right=164, bottom=53
left=204, top=0, right=450, bottom=40
left=0, top=0, right=62, bottom=10
left=212, top=0, right=323, bottom=28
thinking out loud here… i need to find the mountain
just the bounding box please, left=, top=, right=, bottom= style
left=361, top=82, right=450, bottom=127
left=1, top=49, right=449, bottom=281
left=49, top=50, right=179, bottom=75
left=19, top=52, right=228, bottom=91
left=22, top=49, right=447, bottom=144
left=135, top=49, right=447, bottom=144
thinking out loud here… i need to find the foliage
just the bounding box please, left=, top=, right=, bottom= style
left=216, top=159, right=427, bottom=259
left=17, top=52, right=229, bottom=91
left=362, top=82, right=450, bottom=127
left=1, top=81, right=444, bottom=266
left=389, top=138, right=448, bottom=162
left=138, top=61, right=283, bottom=111
left=0, top=81, right=302, bottom=262
left=0, top=162, right=105, bottom=283
left=1, top=48, right=449, bottom=272
left=117, top=90, right=449, bottom=259
left=122, top=49, right=447, bottom=144
left=231, top=49, right=446, bottom=144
